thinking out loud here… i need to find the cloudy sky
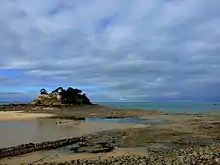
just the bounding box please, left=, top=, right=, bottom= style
left=0, top=0, right=220, bottom=102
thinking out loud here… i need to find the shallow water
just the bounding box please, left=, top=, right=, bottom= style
left=186, top=139, right=220, bottom=144
left=98, top=102, right=220, bottom=113
left=0, top=119, right=79, bottom=148
left=85, top=117, right=167, bottom=125
left=0, top=118, right=148, bottom=148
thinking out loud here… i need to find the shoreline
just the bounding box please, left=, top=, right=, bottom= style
left=0, top=103, right=166, bottom=123
left=1, top=135, right=220, bottom=164
left=0, top=111, right=54, bottom=122
left=0, top=104, right=220, bottom=164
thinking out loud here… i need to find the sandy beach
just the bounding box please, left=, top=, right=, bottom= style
left=0, top=104, right=220, bottom=164
left=0, top=111, right=54, bottom=122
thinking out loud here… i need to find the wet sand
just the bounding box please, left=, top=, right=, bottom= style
left=0, top=104, right=220, bottom=164
left=0, top=111, right=54, bottom=122
left=0, top=106, right=219, bottom=149
left=1, top=147, right=149, bottom=165
left=0, top=118, right=147, bottom=148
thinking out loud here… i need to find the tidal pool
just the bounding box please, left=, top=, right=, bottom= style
left=0, top=118, right=148, bottom=148
left=85, top=117, right=167, bottom=125
left=186, top=139, right=220, bottom=144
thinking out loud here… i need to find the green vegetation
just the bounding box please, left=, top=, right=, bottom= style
left=32, top=87, right=92, bottom=106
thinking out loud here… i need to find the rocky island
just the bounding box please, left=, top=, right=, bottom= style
left=0, top=88, right=220, bottom=165
left=31, top=87, right=92, bottom=106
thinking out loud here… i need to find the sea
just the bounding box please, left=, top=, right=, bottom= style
left=0, top=101, right=220, bottom=114
left=96, top=102, right=220, bottom=114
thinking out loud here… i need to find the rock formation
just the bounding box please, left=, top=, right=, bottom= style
left=0, top=137, right=86, bottom=158
left=70, top=142, right=114, bottom=153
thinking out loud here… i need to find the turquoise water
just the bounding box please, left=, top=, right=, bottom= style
left=97, top=102, right=220, bottom=113
left=1, top=102, right=220, bottom=113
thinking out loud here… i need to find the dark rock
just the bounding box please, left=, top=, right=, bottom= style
left=49, top=116, right=85, bottom=120
left=0, top=137, right=86, bottom=158
left=70, top=142, right=114, bottom=154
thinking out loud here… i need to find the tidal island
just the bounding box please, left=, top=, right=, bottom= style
left=0, top=87, right=220, bottom=165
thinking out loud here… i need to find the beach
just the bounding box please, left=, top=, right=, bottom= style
left=0, top=104, right=220, bottom=164
left=0, top=111, right=54, bottom=122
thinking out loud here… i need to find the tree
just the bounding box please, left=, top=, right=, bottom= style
left=40, top=88, right=48, bottom=95
left=62, top=87, right=78, bottom=104
left=80, top=93, right=92, bottom=105
left=52, top=87, right=64, bottom=93
left=67, top=88, right=82, bottom=94
left=62, top=87, right=90, bottom=105
left=37, top=86, right=92, bottom=105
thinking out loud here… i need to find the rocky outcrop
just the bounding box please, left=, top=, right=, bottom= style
left=31, top=87, right=92, bottom=106
left=0, top=137, right=86, bottom=158
left=26, top=145, right=220, bottom=165
left=70, top=142, right=114, bottom=154
left=31, top=94, right=61, bottom=106
left=48, top=116, right=86, bottom=120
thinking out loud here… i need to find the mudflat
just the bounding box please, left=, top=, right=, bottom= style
left=0, top=118, right=147, bottom=148
left=0, top=104, right=220, bottom=164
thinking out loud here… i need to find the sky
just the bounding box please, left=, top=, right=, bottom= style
left=0, top=0, right=220, bottom=102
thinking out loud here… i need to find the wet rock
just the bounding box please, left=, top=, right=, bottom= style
left=203, top=121, right=220, bottom=128
left=49, top=116, right=85, bottom=120
left=35, top=152, right=219, bottom=165
left=70, top=142, right=114, bottom=154
left=0, top=137, right=86, bottom=158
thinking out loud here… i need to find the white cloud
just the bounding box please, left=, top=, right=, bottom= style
left=0, top=0, right=220, bottom=101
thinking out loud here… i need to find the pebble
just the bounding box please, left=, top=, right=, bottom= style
left=27, top=145, right=220, bottom=165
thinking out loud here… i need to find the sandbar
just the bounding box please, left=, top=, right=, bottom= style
left=0, top=111, right=54, bottom=122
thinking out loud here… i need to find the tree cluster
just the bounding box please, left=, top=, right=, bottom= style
left=39, top=87, right=92, bottom=105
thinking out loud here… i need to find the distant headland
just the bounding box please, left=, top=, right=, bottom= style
left=31, top=87, right=92, bottom=106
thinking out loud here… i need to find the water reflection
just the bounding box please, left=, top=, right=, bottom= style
left=0, top=118, right=147, bottom=148
left=0, top=119, right=81, bottom=148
